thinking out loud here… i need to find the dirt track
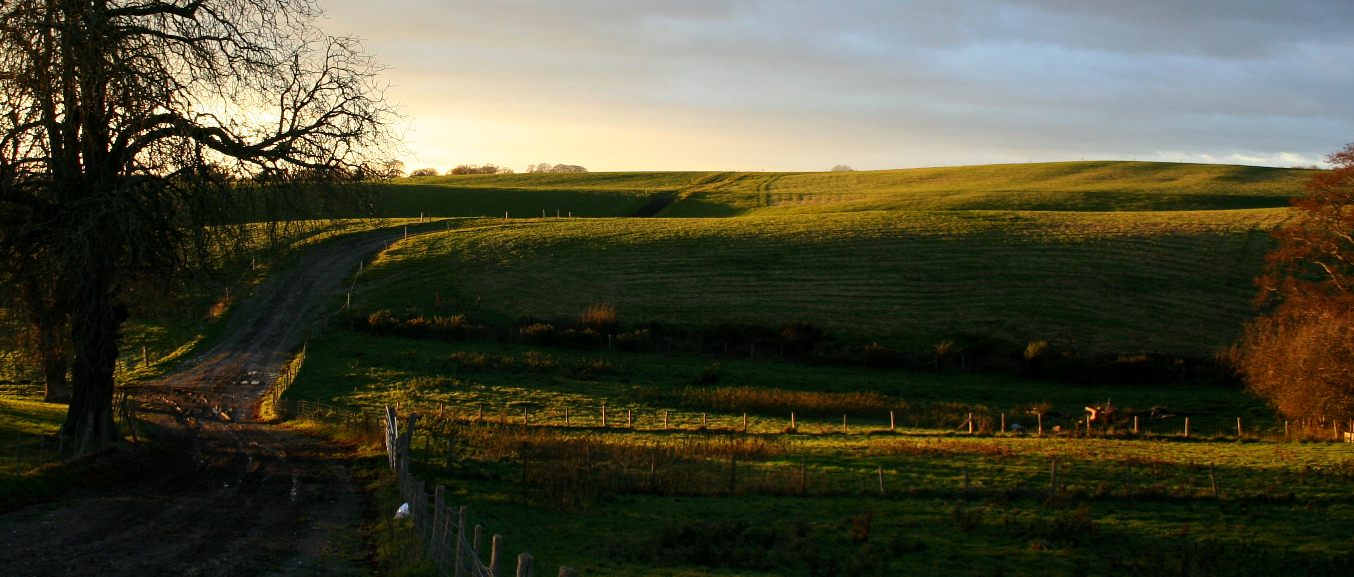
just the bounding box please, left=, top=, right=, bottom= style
left=0, top=229, right=408, bottom=577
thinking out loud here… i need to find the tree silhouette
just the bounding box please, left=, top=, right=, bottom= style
left=0, top=0, right=395, bottom=449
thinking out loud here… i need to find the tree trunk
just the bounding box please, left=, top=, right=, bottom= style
left=42, top=342, right=70, bottom=404
left=61, top=278, right=124, bottom=452
left=39, top=315, right=71, bottom=403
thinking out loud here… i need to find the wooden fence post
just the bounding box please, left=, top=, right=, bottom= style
left=432, top=486, right=445, bottom=556
left=790, top=412, right=796, bottom=431
left=1037, top=413, right=1043, bottom=436
left=702, top=413, right=708, bottom=429
left=564, top=406, right=570, bottom=427
left=967, top=412, right=973, bottom=434
left=743, top=413, right=748, bottom=432
left=516, top=553, right=534, bottom=577
left=842, top=414, right=848, bottom=434
left=1236, top=417, right=1242, bottom=437
left=1133, top=415, right=1139, bottom=434
left=627, top=409, right=632, bottom=428
left=1000, top=413, right=1005, bottom=433
left=601, top=404, right=607, bottom=428
left=663, top=410, right=669, bottom=430
left=1184, top=417, right=1190, bottom=438
left=489, top=534, right=504, bottom=577
left=889, top=410, right=895, bottom=431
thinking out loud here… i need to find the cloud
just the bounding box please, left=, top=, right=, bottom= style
left=320, top=0, right=1354, bottom=171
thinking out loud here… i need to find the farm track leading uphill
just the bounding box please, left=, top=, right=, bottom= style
left=0, top=228, right=411, bottom=577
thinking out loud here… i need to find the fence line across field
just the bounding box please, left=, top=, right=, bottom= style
left=379, top=398, right=1344, bottom=443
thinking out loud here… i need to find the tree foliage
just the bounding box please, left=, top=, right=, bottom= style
left=1239, top=145, right=1354, bottom=420
left=0, top=0, right=395, bottom=448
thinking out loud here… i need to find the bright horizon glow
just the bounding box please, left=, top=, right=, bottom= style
left=319, top=1, right=1354, bottom=174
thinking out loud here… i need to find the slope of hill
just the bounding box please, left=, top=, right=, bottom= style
left=355, top=208, right=1285, bottom=355
left=372, top=161, right=1309, bottom=218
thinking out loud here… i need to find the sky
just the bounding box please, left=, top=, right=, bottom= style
left=319, top=0, right=1354, bottom=173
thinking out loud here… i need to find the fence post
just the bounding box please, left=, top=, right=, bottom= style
left=516, top=553, right=534, bottom=577
left=663, top=410, right=669, bottom=430
left=1000, top=413, right=1005, bottom=433
left=453, top=505, right=468, bottom=577
left=702, top=413, right=707, bottom=429
left=1133, top=415, right=1139, bottom=434
left=1037, top=413, right=1043, bottom=436
left=432, top=486, right=445, bottom=557
left=564, top=407, right=570, bottom=427
left=967, top=412, right=973, bottom=434
left=489, top=534, right=504, bottom=577
left=889, top=410, right=895, bottom=431
left=1184, top=417, right=1190, bottom=438
left=601, top=404, right=607, bottom=428
left=627, top=409, right=632, bottom=428
left=743, top=413, right=748, bottom=433
left=842, top=414, right=848, bottom=434
left=790, top=412, right=796, bottom=431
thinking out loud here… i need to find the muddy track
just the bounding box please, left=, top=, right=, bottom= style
left=0, top=229, right=410, bottom=577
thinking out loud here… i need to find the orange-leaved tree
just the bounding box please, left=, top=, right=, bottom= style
left=1238, top=144, right=1354, bottom=421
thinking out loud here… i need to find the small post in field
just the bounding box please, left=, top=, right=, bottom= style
left=142, top=346, right=149, bottom=367
left=504, top=211, right=508, bottom=221
left=790, top=412, right=796, bottom=431
left=1037, top=413, right=1043, bottom=436
left=516, top=552, right=534, bottom=577
left=601, top=404, right=607, bottom=428
left=967, top=413, right=973, bottom=434
left=663, top=410, right=669, bottom=430
left=626, top=409, right=632, bottom=428
left=523, top=406, right=529, bottom=426
left=701, top=412, right=708, bottom=429
left=842, top=414, right=848, bottom=434
left=1284, top=420, right=1289, bottom=438
left=1184, top=417, right=1190, bottom=438
left=489, top=534, right=504, bottom=577
left=564, top=406, right=570, bottom=427
left=743, top=412, right=748, bottom=432
left=889, top=410, right=896, bottom=431
left=1133, top=415, right=1139, bottom=434
left=1000, top=413, right=1005, bottom=433
left=1236, top=417, right=1242, bottom=437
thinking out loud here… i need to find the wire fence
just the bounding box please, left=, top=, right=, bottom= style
left=267, top=397, right=568, bottom=577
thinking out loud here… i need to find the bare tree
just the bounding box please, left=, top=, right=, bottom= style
left=831, top=164, right=854, bottom=172
left=0, top=0, right=396, bottom=449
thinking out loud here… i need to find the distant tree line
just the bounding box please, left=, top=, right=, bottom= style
left=528, top=163, right=587, bottom=174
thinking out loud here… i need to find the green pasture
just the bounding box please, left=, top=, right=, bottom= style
left=286, top=331, right=1354, bottom=577
left=372, top=162, right=1310, bottom=219
left=350, top=208, right=1284, bottom=356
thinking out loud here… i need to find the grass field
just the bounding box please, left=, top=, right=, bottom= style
left=371, top=162, right=1311, bottom=219
left=283, top=161, right=1352, bottom=576
left=287, top=330, right=1354, bottom=577
left=351, top=208, right=1283, bottom=356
